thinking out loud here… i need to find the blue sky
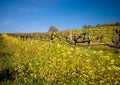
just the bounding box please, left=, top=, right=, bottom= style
left=0, top=0, right=120, bottom=33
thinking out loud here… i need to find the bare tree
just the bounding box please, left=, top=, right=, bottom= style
left=48, top=25, right=58, bottom=32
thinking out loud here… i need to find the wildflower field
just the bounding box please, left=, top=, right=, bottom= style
left=0, top=33, right=120, bottom=85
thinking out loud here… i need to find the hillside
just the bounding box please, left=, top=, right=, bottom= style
left=0, top=25, right=120, bottom=85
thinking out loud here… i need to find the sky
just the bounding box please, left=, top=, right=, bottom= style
left=0, top=0, right=120, bottom=33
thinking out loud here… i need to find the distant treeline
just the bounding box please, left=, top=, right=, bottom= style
left=83, top=22, right=120, bottom=28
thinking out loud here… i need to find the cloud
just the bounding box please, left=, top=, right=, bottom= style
left=19, top=6, right=38, bottom=13
left=20, top=0, right=57, bottom=3
left=2, top=19, right=14, bottom=25
left=3, top=19, right=14, bottom=25
left=16, top=0, right=59, bottom=14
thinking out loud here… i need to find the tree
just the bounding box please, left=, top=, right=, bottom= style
left=82, top=25, right=93, bottom=28
left=82, top=25, right=87, bottom=28
left=115, top=22, right=120, bottom=26
left=48, top=25, right=58, bottom=32
left=96, top=24, right=101, bottom=27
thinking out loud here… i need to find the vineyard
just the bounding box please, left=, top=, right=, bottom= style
left=0, top=26, right=120, bottom=85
